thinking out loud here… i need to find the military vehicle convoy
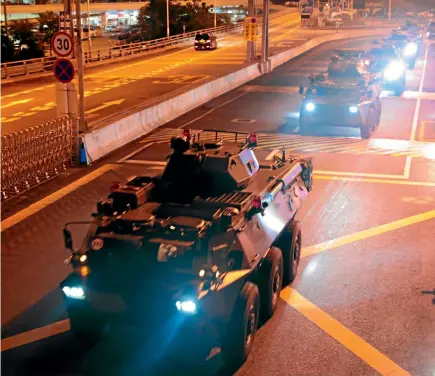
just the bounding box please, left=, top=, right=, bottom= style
left=60, top=130, right=313, bottom=368
left=298, top=50, right=383, bottom=139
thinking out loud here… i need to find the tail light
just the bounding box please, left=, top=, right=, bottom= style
left=110, top=181, right=121, bottom=192
left=247, top=133, right=257, bottom=147
left=252, top=196, right=262, bottom=209
left=183, top=128, right=192, bottom=140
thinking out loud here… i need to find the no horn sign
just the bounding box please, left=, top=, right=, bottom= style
left=53, top=58, right=75, bottom=83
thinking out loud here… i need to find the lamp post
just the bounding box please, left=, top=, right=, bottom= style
left=214, top=0, right=217, bottom=29
left=388, top=0, right=392, bottom=20
left=86, top=0, right=92, bottom=52
left=3, top=0, right=8, bottom=37
left=166, top=0, right=170, bottom=38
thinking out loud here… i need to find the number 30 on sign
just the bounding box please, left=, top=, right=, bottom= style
left=52, top=31, right=73, bottom=57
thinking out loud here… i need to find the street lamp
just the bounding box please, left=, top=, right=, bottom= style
left=214, top=0, right=217, bottom=29
left=166, top=0, right=170, bottom=38
left=86, top=0, right=92, bottom=52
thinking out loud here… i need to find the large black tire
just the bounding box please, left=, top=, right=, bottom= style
left=69, top=314, right=106, bottom=345
left=408, top=59, right=416, bottom=69
left=223, top=282, right=260, bottom=368
left=394, top=84, right=405, bottom=97
left=375, top=98, right=382, bottom=127
left=279, top=221, right=302, bottom=286
left=299, top=116, right=310, bottom=136
left=259, top=247, right=283, bottom=321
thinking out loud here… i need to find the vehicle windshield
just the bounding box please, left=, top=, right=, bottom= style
left=306, top=86, right=358, bottom=96
left=195, top=33, right=210, bottom=41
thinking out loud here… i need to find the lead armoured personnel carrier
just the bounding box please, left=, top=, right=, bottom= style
left=60, top=130, right=313, bottom=368
left=297, top=53, right=383, bottom=139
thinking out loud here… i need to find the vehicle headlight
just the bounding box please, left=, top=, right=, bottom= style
left=62, top=286, right=85, bottom=299
left=384, top=61, right=405, bottom=80
left=305, top=102, right=315, bottom=112
left=404, top=42, right=417, bottom=56
left=176, top=300, right=197, bottom=313
left=349, top=106, right=358, bottom=113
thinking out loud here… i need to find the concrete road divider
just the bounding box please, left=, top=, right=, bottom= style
left=83, top=28, right=391, bottom=163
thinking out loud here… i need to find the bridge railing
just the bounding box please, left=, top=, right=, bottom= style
left=1, top=117, right=77, bottom=201
left=1, top=9, right=296, bottom=80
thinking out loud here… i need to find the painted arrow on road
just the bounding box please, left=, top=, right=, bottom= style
left=86, top=99, right=125, bottom=114
left=1, top=98, right=33, bottom=109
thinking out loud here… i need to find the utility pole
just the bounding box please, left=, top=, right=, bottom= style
left=75, top=0, right=87, bottom=133
left=261, top=0, right=270, bottom=71
left=214, top=0, right=217, bottom=29
left=247, top=0, right=255, bottom=62
left=166, top=0, right=170, bottom=38
left=86, top=0, right=92, bottom=51
left=388, top=0, right=392, bottom=20
left=3, top=0, right=8, bottom=37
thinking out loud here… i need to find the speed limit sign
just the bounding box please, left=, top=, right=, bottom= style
left=52, top=31, right=73, bottom=57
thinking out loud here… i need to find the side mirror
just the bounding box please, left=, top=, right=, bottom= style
left=299, top=86, right=304, bottom=94
left=63, top=228, right=73, bottom=251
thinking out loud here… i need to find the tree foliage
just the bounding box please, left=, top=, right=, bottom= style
left=1, top=27, right=15, bottom=63
left=138, top=1, right=232, bottom=40
left=38, top=11, right=59, bottom=56
left=9, top=19, right=45, bottom=61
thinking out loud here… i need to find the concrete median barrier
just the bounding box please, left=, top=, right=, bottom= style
left=83, top=28, right=391, bottom=163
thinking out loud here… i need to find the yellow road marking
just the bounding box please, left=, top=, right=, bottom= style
left=22, top=112, right=37, bottom=117
left=314, top=170, right=406, bottom=179
left=301, top=209, right=435, bottom=259
left=314, top=175, right=435, bottom=187
left=12, top=112, right=25, bottom=116
left=280, top=288, right=412, bottom=376
left=1, top=117, right=20, bottom=123
left=419, top=120, right=425, bottom=141
left=1, top=320, right=70, bottom=352
left=1, top=164, right=118, bottom=233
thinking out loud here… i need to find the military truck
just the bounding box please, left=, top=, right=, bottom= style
left=298, top=56, right=382, bottom=139
left=60, top=130, right=313, bottom=368
left=370, top=46, right=406, bottom=96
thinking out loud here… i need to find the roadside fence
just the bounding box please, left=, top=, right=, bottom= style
left=1, top=117, right=78, bottom=201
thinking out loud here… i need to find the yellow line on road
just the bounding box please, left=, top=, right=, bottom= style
left=1, top=164, right=118, bottom=233
left=419, top=121, right=425, bottom=141
left=280, top=288, right=412, bottom=376
left=314, top=175, right=435, bottom=187
left=1, top=320, right=70, bottom=352
left=301, top=209, right=435, bottom=259
left=313, top=170, right=406, bottom=179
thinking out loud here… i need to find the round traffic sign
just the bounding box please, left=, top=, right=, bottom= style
left=251, top=17, right=256, bottom=23
left=52, top=31, right=73, bottom=57
left=53, top=58, right=75, bottom=83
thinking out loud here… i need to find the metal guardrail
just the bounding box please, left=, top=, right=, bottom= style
left=1, top=117, right=77, bottom=201
left=1, top=9, right=296, bottom=80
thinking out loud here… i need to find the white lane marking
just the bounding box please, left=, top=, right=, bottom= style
left=176, top=91, right=248, bottom=129
left=410, top=42, right=432, bottom=142
left=404, top=156, right=412, bottom=179
left=117, top=142, right=155, bottom=163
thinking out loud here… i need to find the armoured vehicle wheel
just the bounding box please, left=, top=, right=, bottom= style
left=299, top=118, right=310, bottom=136
left=223, top=282, right=260, bottom=367
left=280, top=221, right=302, bottom=285
left=394, top=85, right=405, bottom=96
left=375, top=98, right=382, bottom=126
left=259, top=247, right=283, bottom=321
left=69, top=315, right=106, bottom=345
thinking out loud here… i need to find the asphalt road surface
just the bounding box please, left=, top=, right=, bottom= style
left=1, top=10, right=311, bottom=135
left=2, top=38, right=435, bottom=376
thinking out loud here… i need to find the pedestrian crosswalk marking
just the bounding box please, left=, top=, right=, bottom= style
left=137, top=128, right=435, bottom=160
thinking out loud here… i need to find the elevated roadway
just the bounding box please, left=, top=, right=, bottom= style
left=2, top=38, right=435, bottom=376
